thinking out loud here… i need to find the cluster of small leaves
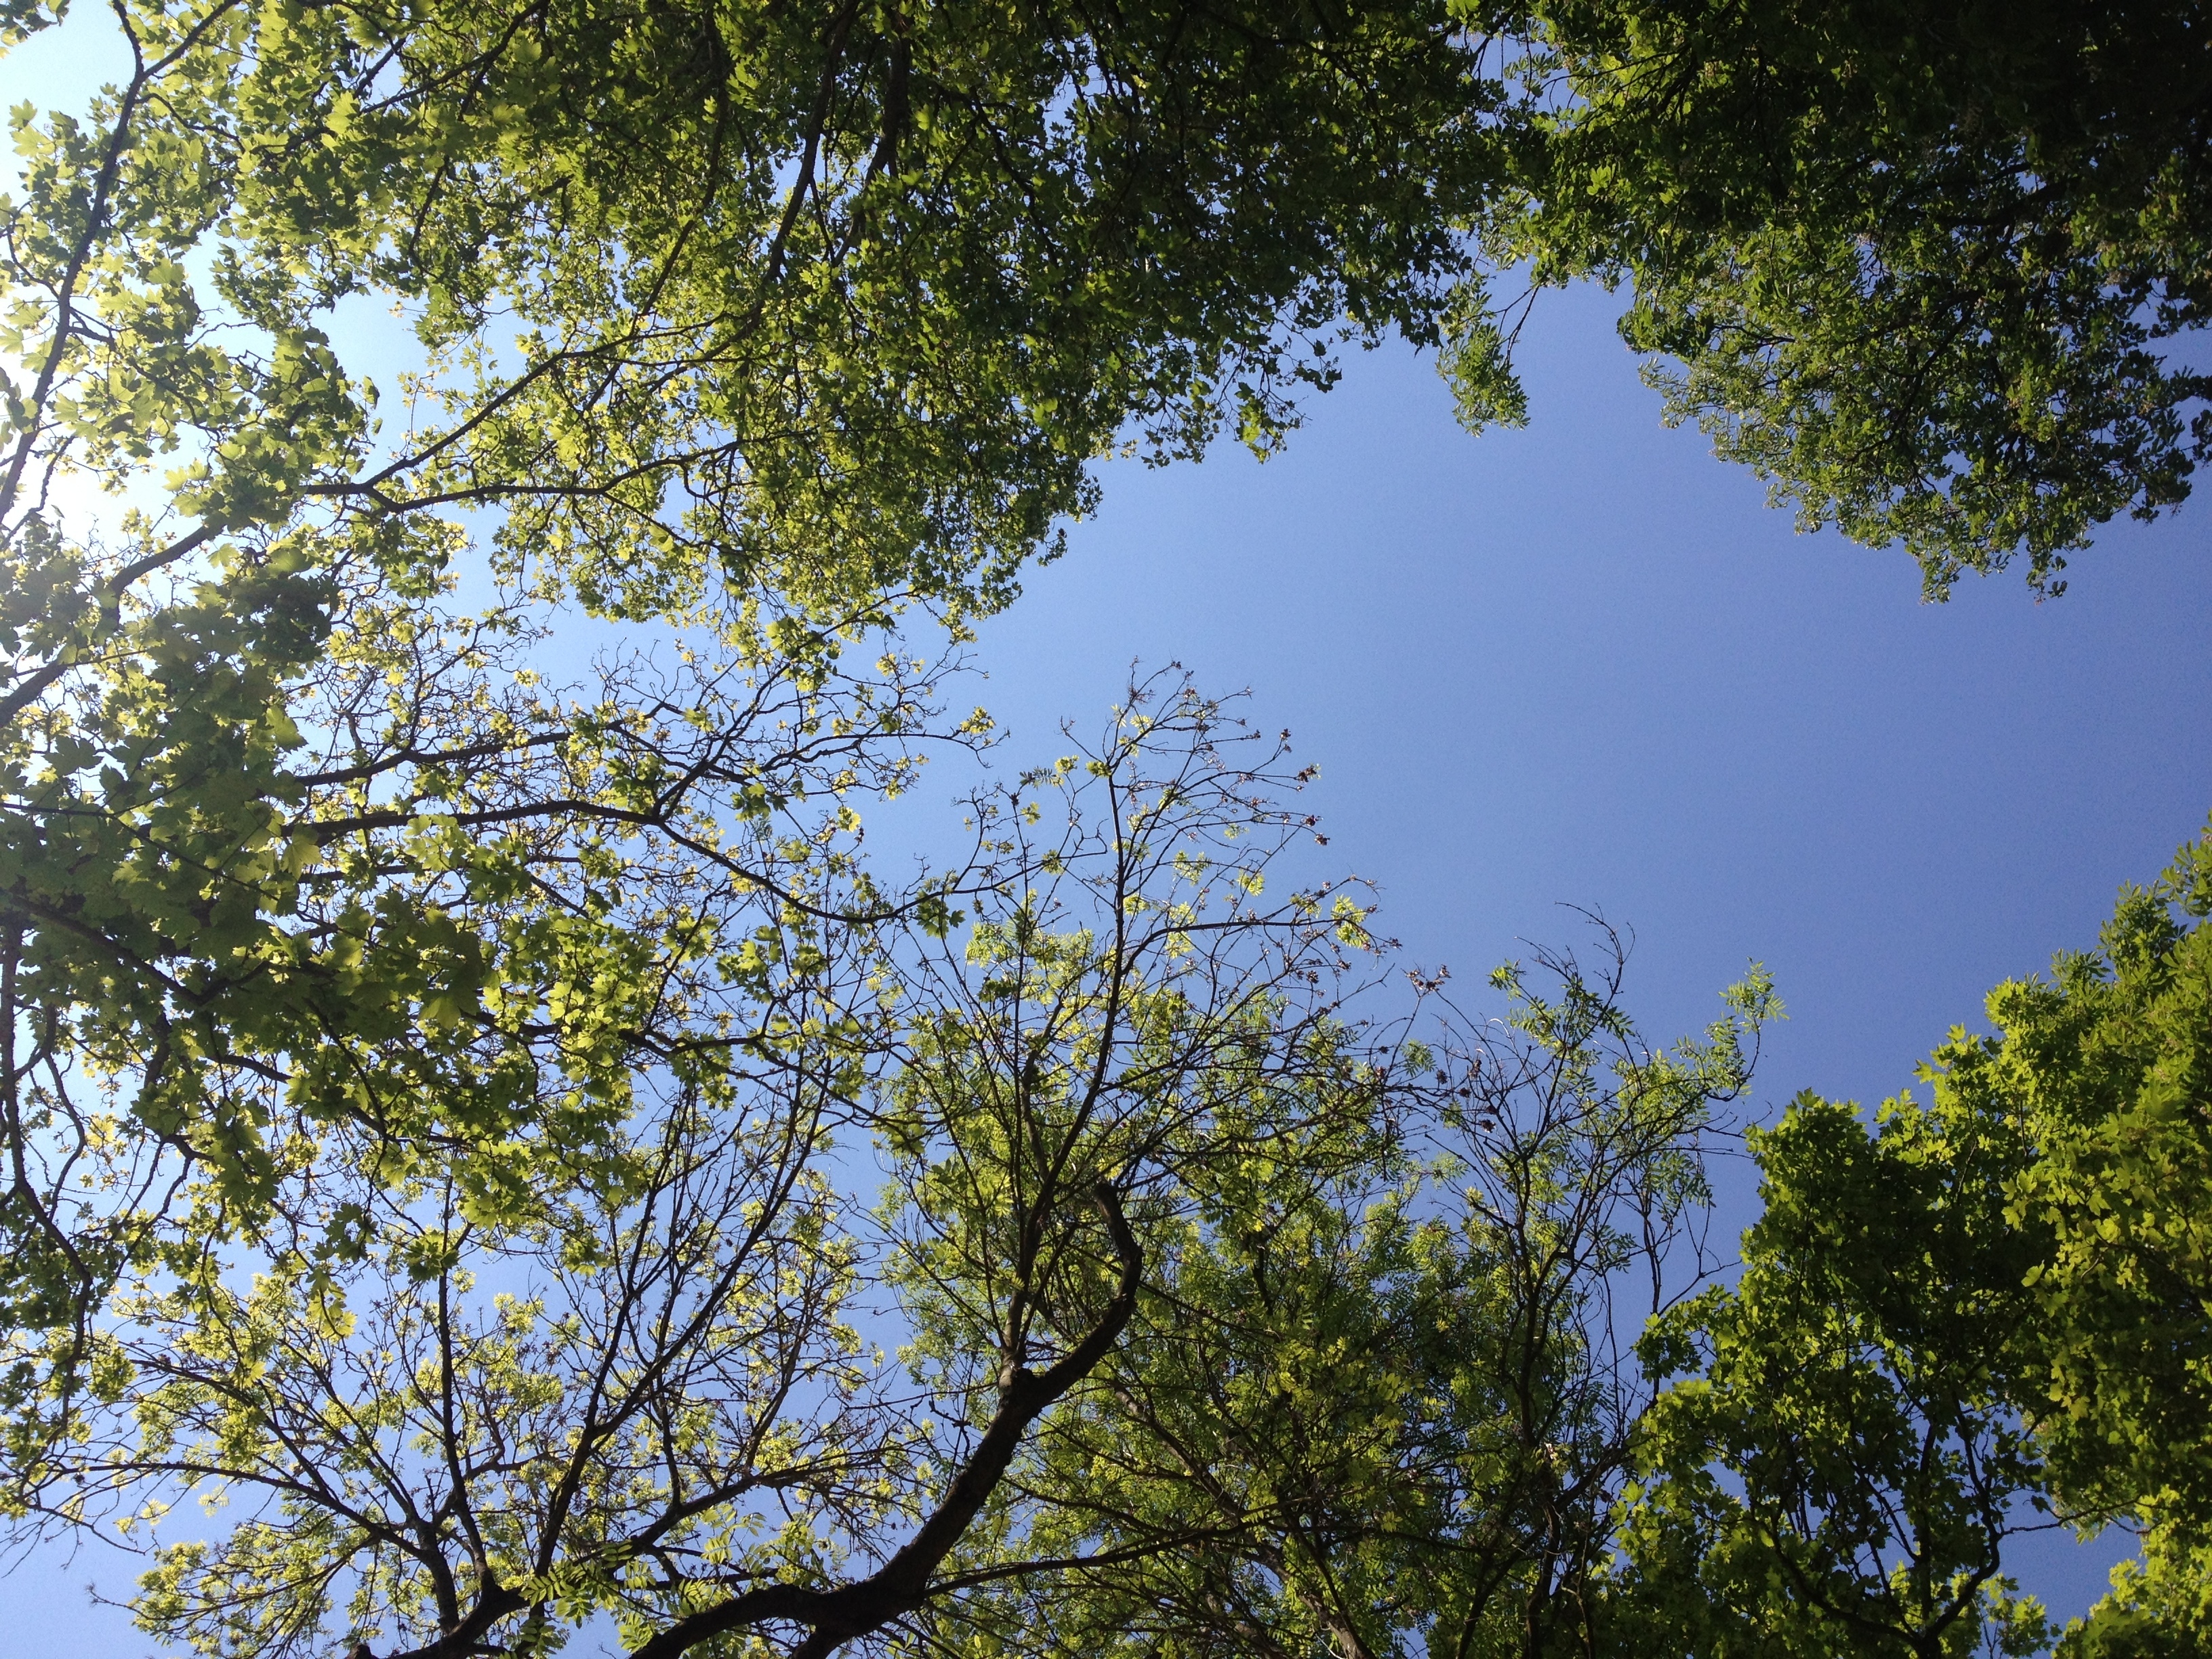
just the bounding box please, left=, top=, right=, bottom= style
left=0, top=510, right=972, bottom=1450
left=79, top=1080, right=881, bottom=1659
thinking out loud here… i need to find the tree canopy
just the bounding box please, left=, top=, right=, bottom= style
left=6, top=672, right=1779, bottom=1658
left=0, top=0, right=1501, bottom=1373
left=1474, top=0, right=2212, bottom=596
left=1616, top=821, right=2212, bottom=1659
left=1, top=2, right=2209, bottom=1656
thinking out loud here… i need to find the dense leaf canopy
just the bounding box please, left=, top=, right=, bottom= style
left=0, top=6, right=1519, bottom=1646
left=1482, top=0, right=2212, bottom=595
left=1618, top=822, right=2212, bottom=1658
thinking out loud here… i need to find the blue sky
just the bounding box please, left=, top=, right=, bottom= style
left=971, top=281, right=2212, bottom=1144
left=7, top=19, right=2211, bottom=1643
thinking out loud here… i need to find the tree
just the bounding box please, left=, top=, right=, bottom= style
left=1613, top=1089, right=2056, bottom=1659
left=0, top=561, right=972, bottom=1425
left=1475, top=0, right=2212, bottom=596
left=0, top=9, right=1788, bottom=1654
left=0, top=0, right=1509, bottom=1373
left=9, top=678, right=1407, bottom=1659
left=1953, top=821, right=2212, bottom=1654
left=1616, top=817, right=2212, bottom=1658
left=3, top=0, right=1497, bottom=612
left=952, top=937, right=1774, bottom=1659
left=9, top=5, right=2205, bottom=1656
left=9, top=697, right=1779, bottom=1659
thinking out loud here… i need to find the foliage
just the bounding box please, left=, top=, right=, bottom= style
left=0, top=552, right=964, bottom=1424
left=1960, top=821, right=2212, bottom=1655
left=1616, top=1089, right=2055, bottom=1659
left=1617, top=819, right=2212, bottom=1658
left=8, top=676, right=1406, bottom=1659
left=0, top=0, right=1509, bottom=1401
left=2, top=0, right=1498, bottom=611
left=1481, top=0, right=2212, bottom=596
left=7, top=6, right=2207, bottom=1657
left=3, top=586, right=1785, bottom=1659
left=0, top=8, right=1775, bottom=1656
left=910, top=933, right=1775, bottom=1659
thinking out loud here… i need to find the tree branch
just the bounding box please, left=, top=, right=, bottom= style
left=628, top=1183, right=1143, bottom=1659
